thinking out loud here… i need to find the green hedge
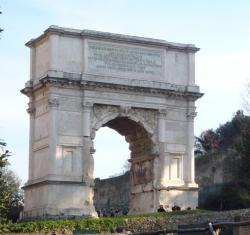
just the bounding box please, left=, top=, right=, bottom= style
left=0, top=217, right=124, bottom=234
left=0, top=210, right=203, bottom=234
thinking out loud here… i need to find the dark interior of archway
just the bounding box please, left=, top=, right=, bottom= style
left=103, top=117, right=153, bottom=159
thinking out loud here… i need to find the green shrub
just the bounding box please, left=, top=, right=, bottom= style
left=0, top=210, right=201, bottom=234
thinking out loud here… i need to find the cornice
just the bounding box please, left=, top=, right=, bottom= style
left=22, top=179, right=86, bottom=189
left=21, top=76, right=203, bottom=101
left=26, top=25, right=199, bottom=53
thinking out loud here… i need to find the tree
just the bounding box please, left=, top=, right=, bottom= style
left=216, top=110, right=246, bottom=149
left=0, top=169, right=23, bottom=222
left=0, top=140, right=23, bottom=223
left=0, top=139, right=10, bottom=169
left=195, top=129, right=219, bottom=154
left=197, top=111, right=250, bottom=210
left=237, top=122, right=250, bottom=180
left=195, top=111, right=249, bottom=156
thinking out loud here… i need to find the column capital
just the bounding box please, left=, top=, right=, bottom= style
left=27, top=102, right=36, bottom=116
left=158, top=109, right=167, bottom=118
left=48, top=96, right=59, bottom=108
left=27, top=107, right=36, bottom=116
left=82, top=101, right=93, bottom=110
left=186, top=111, right=197, bottom=120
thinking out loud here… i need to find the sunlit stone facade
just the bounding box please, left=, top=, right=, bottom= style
left=21, top=26, right=202, bottom=219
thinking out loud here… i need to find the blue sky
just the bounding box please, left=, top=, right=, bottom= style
left=0, top=0, right=250, bottom=182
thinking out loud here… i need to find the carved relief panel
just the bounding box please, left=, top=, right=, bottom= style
left=131, top=159, right=154, bottom=185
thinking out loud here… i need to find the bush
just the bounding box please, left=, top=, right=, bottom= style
left=0, top=210, right=200, bottom=234
left=0, top=217, right=124, bottom=234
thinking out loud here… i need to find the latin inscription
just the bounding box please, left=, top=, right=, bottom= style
left=87, top=41, right=163, bottom=77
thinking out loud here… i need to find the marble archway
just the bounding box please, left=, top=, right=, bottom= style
left=21, top=26, right=202, bottom=219
left=89, top=105, right=159, bottom=213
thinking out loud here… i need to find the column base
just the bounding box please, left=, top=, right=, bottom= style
left=158, top=186, right=198, bottom=211
left=184, top=182, right=199, bottom=188
left=22, top=180, right=97, bottom=220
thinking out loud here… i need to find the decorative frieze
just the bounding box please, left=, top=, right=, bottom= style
left=22, top=76, right=203, bottom=101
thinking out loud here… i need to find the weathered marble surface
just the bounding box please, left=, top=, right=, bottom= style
left=21, top=26, right=202, bottom=219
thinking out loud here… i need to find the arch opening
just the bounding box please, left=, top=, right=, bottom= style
left=93, top=126, right=130, bottom=179
left=93, top=116, right=156, bottom=215
left=104, top=117, right=154, bottom=161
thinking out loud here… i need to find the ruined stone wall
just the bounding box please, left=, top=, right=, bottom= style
left=93, top=172, right=130, bottom=213
left=195, top=151, right=239, bottom=187
left=195, top=151, right=242, bottom=209
left=93, top=153, right=238, bottom=211
left=195, top=155, right=225, bottom=187
left=93, top=155, right=225, bottom=212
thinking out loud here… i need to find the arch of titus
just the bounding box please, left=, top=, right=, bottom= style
left=21, top=26, right=203, bottom=219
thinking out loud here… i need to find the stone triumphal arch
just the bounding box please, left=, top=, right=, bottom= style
left=21, top=26, right=203, bottom=219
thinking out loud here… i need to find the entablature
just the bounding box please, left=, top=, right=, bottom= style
left=21, top=74, right=203, bottom=101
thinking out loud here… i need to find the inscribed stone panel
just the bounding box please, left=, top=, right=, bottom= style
left=87, top=40, right=164, bottom=79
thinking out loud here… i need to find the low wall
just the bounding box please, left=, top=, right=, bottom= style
left=94, top=172, right=130, bottom=214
